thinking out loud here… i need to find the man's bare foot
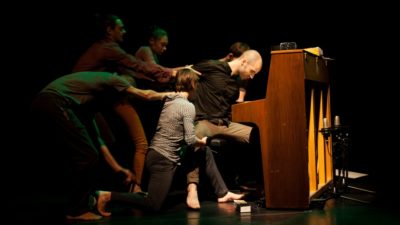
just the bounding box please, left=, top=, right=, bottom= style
left=186, top=183, right=200, bottom=209
left=218, top=191, right=244, bottom=203
left=66, top=212, right=102, bottom=220
left=97, top=191, right=112, bottom=217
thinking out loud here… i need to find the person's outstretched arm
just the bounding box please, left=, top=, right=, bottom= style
left=125, top=86, right=176, bottom=101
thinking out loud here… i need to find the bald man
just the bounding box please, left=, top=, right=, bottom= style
left=186, top=50, right=263, bottom=209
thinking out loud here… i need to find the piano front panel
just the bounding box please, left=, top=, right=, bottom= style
left=232, top=50, right=332, bottom=209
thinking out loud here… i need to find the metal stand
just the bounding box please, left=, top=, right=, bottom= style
left=320, top=125, right=375, bottom=204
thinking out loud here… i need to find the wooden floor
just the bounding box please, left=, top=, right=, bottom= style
left=7, top=175, right=399, bottom=225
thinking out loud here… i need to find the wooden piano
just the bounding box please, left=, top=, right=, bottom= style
left=232, top=49, right=333, bottom=209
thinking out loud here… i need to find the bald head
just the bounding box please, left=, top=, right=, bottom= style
left=228, top=49, right=263, bottom=80
left=241, top=49, right=263, bottom=73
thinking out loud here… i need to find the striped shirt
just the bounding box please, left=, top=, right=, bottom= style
left=149, top=94, right=198, bottom=163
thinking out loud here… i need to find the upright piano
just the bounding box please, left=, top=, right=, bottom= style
left=232, top=49, right=333, bottom=209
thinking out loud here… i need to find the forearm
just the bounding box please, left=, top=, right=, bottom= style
left=126, top=86, right=176, bottom=101
left=124, top=55, right=172, bottom=78
left=100, top=145, right=123, bottom=172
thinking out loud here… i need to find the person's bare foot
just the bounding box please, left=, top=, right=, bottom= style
left=97, top=191, right=112, bottom=217
left=186, top=183, right=200, bottom=209
left=218, top=191, right=244, bottom=203
left=66, top=212, right=102, bottom=220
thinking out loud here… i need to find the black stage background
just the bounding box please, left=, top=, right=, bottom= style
left=5, top=2, right=397, bottom=203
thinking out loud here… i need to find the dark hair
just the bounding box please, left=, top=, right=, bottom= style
left=229, top=42, right=250, bottom=58
left=92, top=14, right=122, bottom=40
left=175, top=68, right=199, bottom=92
left=148, top=25, right=168, bottom=40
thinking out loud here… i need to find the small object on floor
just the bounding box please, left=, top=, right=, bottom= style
left=234, top=200, right=251, bottom=213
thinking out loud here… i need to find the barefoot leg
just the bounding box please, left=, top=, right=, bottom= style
left=186, top=183, right=200, bottom=209
left=218, top=191, right=244, bottom=203
left=97, top=191, right=112, bottom=216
